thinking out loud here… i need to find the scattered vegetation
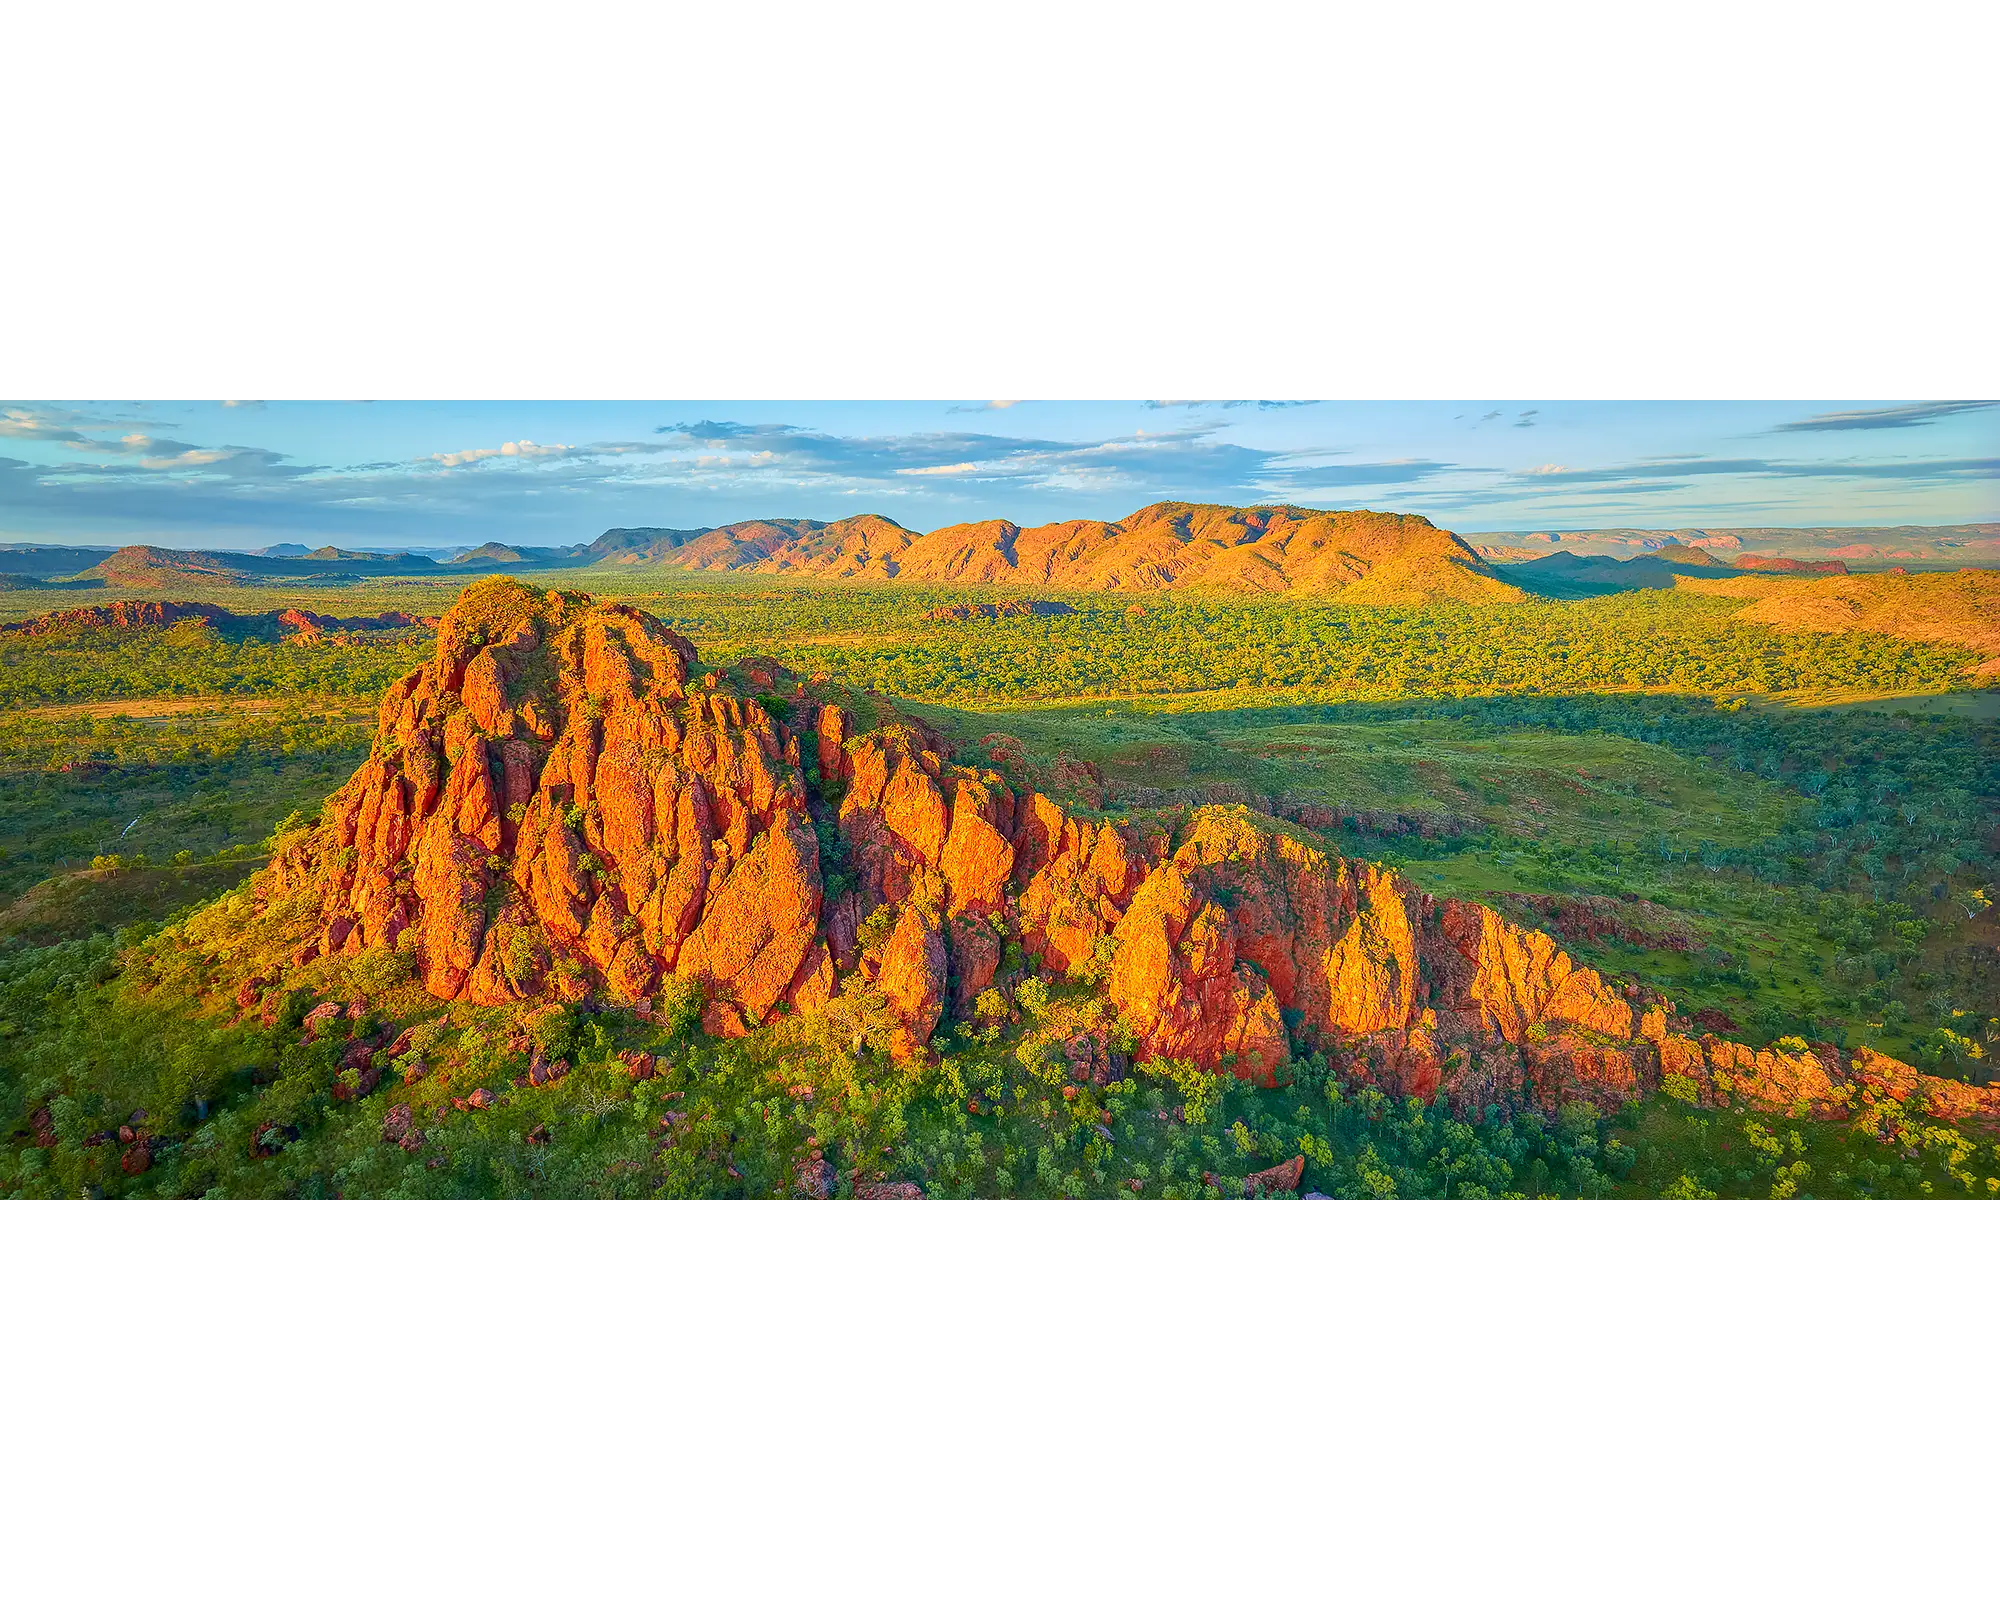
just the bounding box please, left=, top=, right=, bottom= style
left=2, top=572, right=1994, bottom=1198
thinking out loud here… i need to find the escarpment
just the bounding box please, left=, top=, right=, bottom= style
left=263, top=579, right=1999, bottom=1124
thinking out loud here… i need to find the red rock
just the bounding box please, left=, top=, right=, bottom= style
left=258, top=578, right=1966, bottom=1137
left=300, top=1000, right=342, bottom=1038
left=527, top=1056, right=570, bottom=1088
left=249, top=1121, right=295, bottom=1158
left=875, top=898, right=947, bottom=1056
left=8, top=599, right=231, bottom=635
left=1702, top=1038, right=1843, bottom=1119
left=1246, top=1155, right=1305, bottom=1194
left=853, top=1181, right=924, bottom=1199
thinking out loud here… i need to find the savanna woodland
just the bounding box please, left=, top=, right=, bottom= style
left=4, top=502, right=1996, bottom=1199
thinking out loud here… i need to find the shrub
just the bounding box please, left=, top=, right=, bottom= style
left=654, top=974, right=705, bottom=1044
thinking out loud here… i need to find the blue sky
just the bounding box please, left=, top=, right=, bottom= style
left=0, top=400, right=1993, bottom=550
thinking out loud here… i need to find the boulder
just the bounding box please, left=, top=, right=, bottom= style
left=853, top=1181, right=925, bottom=1200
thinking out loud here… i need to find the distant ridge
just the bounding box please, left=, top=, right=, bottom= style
left=1730, top=555, right=1850, bottom=575
left=73, top=545, right=449, bottom=587
left=30, top=507, right=1988, bottom=606
left=1504, top=544, right=1851, bottom=596
left=68, top=541, right=594, bottom=588
left=0, top=543, right=118, bottom=579
left=449, top=540, right=594, bottom=567
left=1486, top=523, right=1999, bottom=568
left=589, top=502, right=1528, bottom=604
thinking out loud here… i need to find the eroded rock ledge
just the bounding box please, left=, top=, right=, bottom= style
left=263, top=580, right=1998, bottom=1123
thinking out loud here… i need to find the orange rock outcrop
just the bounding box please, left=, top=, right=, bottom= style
left=263, top=578, right=2000, bottom=1129
left=6, top=599, right=231, bottom=634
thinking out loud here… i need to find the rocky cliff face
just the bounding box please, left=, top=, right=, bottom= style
left=264, top=579, right=1999, bottom=1125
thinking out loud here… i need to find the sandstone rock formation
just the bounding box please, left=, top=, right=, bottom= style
left=276, top=607, right=430, bottom=640
left=262, top=578, right=2000, bottom=1129
left=4, top=599, right=433, bottom=639
left=4, top=599, right=231, bottom=634
left=591, top=502, right=1527, bottom=604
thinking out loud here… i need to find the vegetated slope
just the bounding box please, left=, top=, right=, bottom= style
left=592, top=503, right=1529, bottom=604
left=74, top=545, right=442, bottom=587
left=244, top=578, right=1991, bottom=1133
left=75, top=548, right=262, bottom=588
left=1680, top=569, right=2000, bottom=677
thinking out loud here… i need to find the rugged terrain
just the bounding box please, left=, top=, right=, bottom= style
left=594, top=502, right=1525, bottom=603
left=253, top=579, right=1995, bottom=1130
left=4, top=559, right=1996, bottom=1200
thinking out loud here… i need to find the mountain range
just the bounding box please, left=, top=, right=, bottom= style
left=1, top=504, right=1989, bottom=603
left=590, top=503, right=1522, bottom=602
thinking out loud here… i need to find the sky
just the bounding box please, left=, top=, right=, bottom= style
left=0, top=400, right=1994, bottom=552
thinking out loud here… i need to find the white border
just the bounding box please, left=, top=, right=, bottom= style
left=3, top=5, right=1995, bottom=1595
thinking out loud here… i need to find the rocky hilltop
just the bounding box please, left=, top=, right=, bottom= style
left=3, top=599, right=234, bottom=633
left=593, top=502, right=1526, bottom=604
left=261, top=578, right=1997, bottom=1125
left=4, top=599, right=432, bottom=640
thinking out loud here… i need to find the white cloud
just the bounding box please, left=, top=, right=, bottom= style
left=895, top=461, right=986, bottom=476
left=141, top=448, right=231, bottom=469
left=429, top=439, right=575, bottom=468
left=1523, top=463, right=1570, bottom=475
left=0, top=408, right=82, bottom=440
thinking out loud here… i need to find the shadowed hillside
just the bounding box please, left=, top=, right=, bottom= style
left=1503, top=540, right=1849, bottom=597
